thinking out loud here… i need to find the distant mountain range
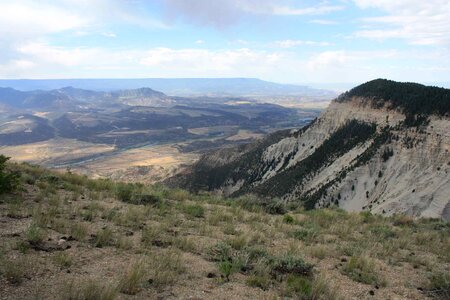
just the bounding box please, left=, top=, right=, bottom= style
left=0, top=78, right=336, bottom=97
left=0, top=86, right=318, bottom=147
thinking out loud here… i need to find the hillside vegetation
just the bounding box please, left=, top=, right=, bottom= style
left=0, top=156, right=449, bottom=299
left=337, top=79, right=450, bottom=120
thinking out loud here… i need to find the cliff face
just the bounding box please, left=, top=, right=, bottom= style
left=175, top=80, right=450, bottom=220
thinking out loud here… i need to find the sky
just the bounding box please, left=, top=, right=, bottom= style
left=0, top=0, right=450, bottom=85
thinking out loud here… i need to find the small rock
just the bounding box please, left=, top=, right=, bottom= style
left=58, top=239, right=66, bottom=245
left=207, top=272, right=216, bottom=278
left=125, top=231, right=134, bottom=236
left=369, top=290, right=375, bottom=296
left=340, top=257, right=348, bottom=262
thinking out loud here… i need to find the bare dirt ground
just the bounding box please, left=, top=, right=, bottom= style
left=0, top=139, right=199, bottom=184
left=70, top=144, right=199, bottom=184
left=0, top=138, right=115, bottom=166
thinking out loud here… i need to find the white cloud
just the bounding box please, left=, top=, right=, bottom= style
left=0, top=43, right=285, bottom=79
left=102, top=32, right=117, bottom=38
left=274, top=40, right=332, bottom=48
left=0, top=0, right=167, bottom=40
left=161, top=0, right=344, bottom=28
left=0, top=1, right=88, bottom=37
left=271, top=5, right=343, bottom=16
left=352, top=0, right=450, bottom=46
left=139, top=47, right=282, bottom=75
left=306, top=50, right=398, bottom=70
left=309, top=19, right=338, bottom=25
left=2, top=43, right=450, bottom=83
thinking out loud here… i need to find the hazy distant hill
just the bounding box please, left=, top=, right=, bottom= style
left=0, top=78, right=336, bottom=97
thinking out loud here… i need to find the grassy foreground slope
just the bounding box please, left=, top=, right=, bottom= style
left=0, top=159, right=449, bottom=300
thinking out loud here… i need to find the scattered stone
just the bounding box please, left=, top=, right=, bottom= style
left=30, top=241, right=71, bottom=252
left=206, top=272, right=216, bottom=278
left=340, top=257, right=348, bottom=262
left=369, top=290, right=375, bottom=296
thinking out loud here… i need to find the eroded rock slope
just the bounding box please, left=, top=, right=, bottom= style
left=173, top=79, right=450, bottom=219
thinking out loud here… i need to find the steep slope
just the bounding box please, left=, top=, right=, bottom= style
left=174, top=79, right=450, bottom=220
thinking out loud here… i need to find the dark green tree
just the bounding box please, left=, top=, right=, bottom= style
left=0, top=155, right=19, bottom=194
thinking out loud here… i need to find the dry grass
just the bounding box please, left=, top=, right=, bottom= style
left=0, top=163, right=449, bottom=299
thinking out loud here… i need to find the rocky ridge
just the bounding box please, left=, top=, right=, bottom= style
left=173, top=79, right=450, bottom=220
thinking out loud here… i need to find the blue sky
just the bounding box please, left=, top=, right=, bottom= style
left=0, top=0, right=449, bottom=85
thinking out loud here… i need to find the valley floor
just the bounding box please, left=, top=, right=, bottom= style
left=0, top=164, right=449, bottom=299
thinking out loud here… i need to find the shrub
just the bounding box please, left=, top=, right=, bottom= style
left=167, top=189, right=190, bottom=201
left=94, top=228, right=115, bottom=248
left=116, top=236, right=133, bottom=250
left=308, top=244, right=329, bottom=260
left=426, top=271, right=450, bottom=299
left=0, top=155, right=20, bottom=194
left=25, top=224, right=45, bottom=245
left=183, top=204, right=205, bottom=219
left=290, top=228, right=319, bottom=244
left=283, top=214, right=295, bottom=224
left=147, top=250, right=185, bottom=288
left=247, top=275, right=270, bottom=290
left=223, top=223, right=239, bottom=235
left=218, top=260, right=235, bottom=281
left=229, top=234, right=248, bottom=250
left=209, top=242, right=233, bottom=262
left=393, top=215, right=415, bottom=227
left=60, top=279, right=118, bottom=300
left=53, top=252, right=73, bottom=268
left=265, top=199, right=286, bottom=215
left=115, top=183, right=134, bottom=203
left=341, top=255, right=385, bottom=286
left=0, top=257, right=27, bottom=285
left=141, top=225, right=171, bottom=248
left=137, top=194, right=162, bottom=206
left=286, top=275, right=312, bottom=298
left=286, top=274, right=343, bottom=300
left=70, top=223, right=88, bottom=242
left=369, top=224, right=397, bottom=240
left=271, top=255, right=314, bottom=277
left=118, top=260, right=146, bottom=295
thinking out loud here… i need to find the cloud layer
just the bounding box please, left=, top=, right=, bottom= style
left=0, top=0, right=449, bottom=84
